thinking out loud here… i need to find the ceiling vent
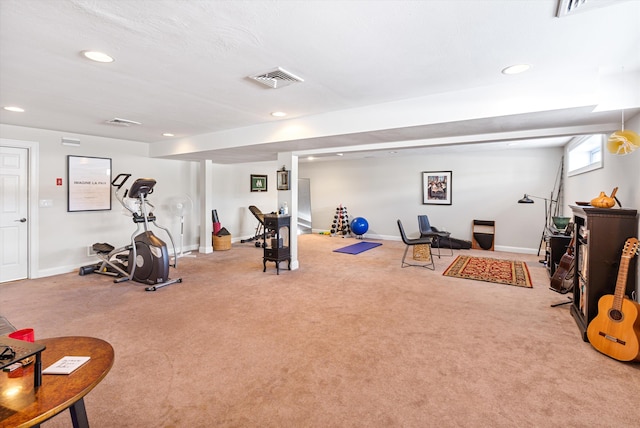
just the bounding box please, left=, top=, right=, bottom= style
left=105, top=117, right=142, bottom=127
left=249, top=67, right=304, bottom=89
left=61, top=137, right=80, bottom=147
left=556, top=0, right=621, bottom=17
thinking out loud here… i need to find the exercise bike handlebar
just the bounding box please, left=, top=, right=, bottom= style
left=112, top=174, right=137, bottom=215
left=112, top=173, right=132, bottom=190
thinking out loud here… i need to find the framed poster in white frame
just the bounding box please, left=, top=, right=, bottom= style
left=67, top=155, right=112, bottom=212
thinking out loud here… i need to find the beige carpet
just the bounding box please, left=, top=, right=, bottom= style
left=1, top=234, right=639, bottom=427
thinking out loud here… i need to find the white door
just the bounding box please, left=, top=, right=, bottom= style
left=0, top=146, right=29, bottom=282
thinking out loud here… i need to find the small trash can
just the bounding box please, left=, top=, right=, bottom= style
left=213, top=234, right=232, bottom=251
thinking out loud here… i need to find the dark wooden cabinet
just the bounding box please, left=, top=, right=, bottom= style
left=544, top=229, right=572, bottom=276
left=569, top=206, right=638, bottom=341
left=263, top=214, right=291, bottom=274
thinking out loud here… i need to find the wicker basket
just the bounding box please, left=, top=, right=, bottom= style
left=212, top=234, right=232, bottom=251
left=413, top=243, right=431, bottom=261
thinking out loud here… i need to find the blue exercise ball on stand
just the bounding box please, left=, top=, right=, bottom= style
left=351, top=217, right=369, bottom=237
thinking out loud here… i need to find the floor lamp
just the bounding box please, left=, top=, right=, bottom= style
left=518, top=193, right=556, bottom=257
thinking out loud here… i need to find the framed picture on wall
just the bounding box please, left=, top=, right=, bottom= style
left=277, top=169, right=290, bottom=190
left=422, top=171, right=452, bottom=205
left=67, top=155, right=112, bottom=212
left=251, top=174, right=268, bottom=192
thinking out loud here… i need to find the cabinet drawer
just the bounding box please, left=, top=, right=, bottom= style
left=264, top=219, right=278, bottom=229
left=264, top=247, right=289, bottom=260
left=264, top=214, right=290, bottom=229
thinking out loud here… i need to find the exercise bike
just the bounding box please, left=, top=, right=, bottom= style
left=79, top=173, right=182, bottom=291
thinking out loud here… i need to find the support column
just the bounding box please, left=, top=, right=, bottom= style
left=199, top=160, right=214, bottom=254
left=277, top=152, right=299, bottom=270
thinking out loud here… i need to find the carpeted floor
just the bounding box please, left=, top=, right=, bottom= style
left=442, top=255, right=533, bottom=288
left=1, top=234, right=639, bottom=427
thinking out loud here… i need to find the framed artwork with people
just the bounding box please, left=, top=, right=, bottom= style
left=422, top=171, right=452, bottom=205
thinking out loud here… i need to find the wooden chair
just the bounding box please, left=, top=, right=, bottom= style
left=397, top=219, right=435, bottom=270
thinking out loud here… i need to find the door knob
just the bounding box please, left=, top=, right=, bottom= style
left=15, top=218, right=27, bottom=223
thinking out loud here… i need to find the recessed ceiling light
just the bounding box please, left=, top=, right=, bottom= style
left=271, top=111, right=287, bottom=117
left=336, top=153, right=344, bottom=156
left=162, top=133, right=175, bottom=137
left=307, top=156, right=315, bottom=161
left=82, top=50, right=114, bottom=63
left=501, top=64, right=531, bottom=75
left=3, top=106, right=25, bottom=112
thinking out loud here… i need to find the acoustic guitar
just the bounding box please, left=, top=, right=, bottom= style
left=587, top=237, right=640, bottom=362
left=550, top=236, right=575, bottom=294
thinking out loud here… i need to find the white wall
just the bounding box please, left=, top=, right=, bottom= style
left=563, top=113, right=640, bottom=297
left=210, top=161, right=279, bottom=240
left=1, top=124, right=200, bottom=277
left=300, top=147, right=563, bottom=253
left=0, top=124, right=286, bottom=277
left=563, top=113, right=640, bottom=214
left=4, top=118, right=637, bottom=283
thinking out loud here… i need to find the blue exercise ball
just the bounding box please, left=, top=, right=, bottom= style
left=351, top=217, right=369, bottom=236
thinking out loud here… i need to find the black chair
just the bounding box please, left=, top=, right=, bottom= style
left=397, top=219, right=435, bottom=270
left=418, top=215, right=453, bottom=258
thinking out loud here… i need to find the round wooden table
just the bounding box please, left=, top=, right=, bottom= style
left=0, top=336, right=114, bottom=428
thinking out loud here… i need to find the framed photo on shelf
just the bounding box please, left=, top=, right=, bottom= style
left=277, top=169, right=290, bottom=191
left=251, top=174, right=268, bottom=192
left=422, top=171, right=452, bottom=205
left=67, top=155, right=112, bottom=212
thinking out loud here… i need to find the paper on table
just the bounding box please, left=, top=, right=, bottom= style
left=42, top=356, right=91, bottom=375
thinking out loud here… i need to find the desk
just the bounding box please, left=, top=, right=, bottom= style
left=1, top=336, right=114, bottom=428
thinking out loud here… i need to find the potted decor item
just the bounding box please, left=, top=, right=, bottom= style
left=590, top=187, right=618, bottom=208
left=552, top=216, right=571, bottom=231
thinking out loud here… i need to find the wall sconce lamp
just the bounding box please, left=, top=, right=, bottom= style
left=277, top=166, right=290, bottom=191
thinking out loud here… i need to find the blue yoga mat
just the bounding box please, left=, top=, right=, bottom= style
left=333, top=241, right=382, bottom=254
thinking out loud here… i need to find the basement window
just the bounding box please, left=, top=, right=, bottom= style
left=567, top=134, right=603, bottom=176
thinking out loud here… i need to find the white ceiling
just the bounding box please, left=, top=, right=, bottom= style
left=1, top=0, right=639, bottom=163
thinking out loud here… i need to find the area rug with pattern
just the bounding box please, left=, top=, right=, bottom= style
left=442, top=255, right=533, bottom=288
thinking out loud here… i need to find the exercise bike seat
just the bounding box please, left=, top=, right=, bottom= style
left=92, top=243, right=115, bottom=254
